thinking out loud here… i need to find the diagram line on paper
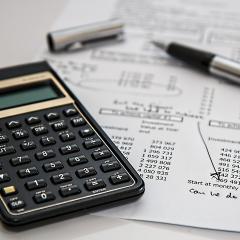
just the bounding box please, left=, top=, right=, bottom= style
left=197, top=121, right=221, bottom=181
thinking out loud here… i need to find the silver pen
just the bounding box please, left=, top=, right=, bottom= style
left=47, top=19, right=124, bottom=52
left=152, top=40, right=240, bottom=84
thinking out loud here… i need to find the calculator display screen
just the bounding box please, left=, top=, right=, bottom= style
left=0, top=81, right=63, bottom=110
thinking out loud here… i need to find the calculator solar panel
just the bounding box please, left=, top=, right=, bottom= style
left=0, top=61, right=144, bottom=225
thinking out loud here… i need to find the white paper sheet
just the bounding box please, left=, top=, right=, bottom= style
left=37, top=0, right=240, bottom=231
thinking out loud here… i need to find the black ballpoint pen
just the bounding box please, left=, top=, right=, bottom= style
left=152, top=40, right=240, bottom=84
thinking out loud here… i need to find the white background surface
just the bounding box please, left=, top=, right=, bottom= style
left=1, top=1, right=240, bottom=239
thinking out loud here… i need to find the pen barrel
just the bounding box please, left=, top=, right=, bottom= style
left=167, top=43, right=214, bottom=71
left=47, top=19, right=124, bottom=52
left=209, top=56, right=240, bottom=84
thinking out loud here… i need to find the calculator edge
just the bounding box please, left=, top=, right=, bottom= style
left=0, top=183, right=144, bottom=226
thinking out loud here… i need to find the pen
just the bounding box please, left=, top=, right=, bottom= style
left=152, top=40, right=240, bottom=84
left=47, top=19, right=124, bottom=52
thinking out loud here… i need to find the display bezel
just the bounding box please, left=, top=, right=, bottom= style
left=0, top=71, right=74, bottom=119
left=0, top=79, right=64, bottom=111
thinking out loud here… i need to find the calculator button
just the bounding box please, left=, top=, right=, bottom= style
left=33, top=191, right=55, bottom=204
left=59, top=144, right=79, bottom=155
left=51, top=173, right=72, bottom=184
left=32, top=126, right=48, bottom=136
left=2, top=186, right=17, bottom=196
left=26, top=116, right=41, bottom=125
left=79, top=127, right=94, bottom=137
left=92, top=149, right=112, bottom=160
left=45, top=112, right=60, bottom=121
left=6, top=120, right=21, bottom=129
left=25, top=179, right=47, bottom=190
left=8, top=198, right=25, bottom=210
left=20, top=140, right=36, bottom=151
left=71, top=117, right=86, bottom=127
left=59, top=132, right=76, bottom=142
left=76, top=167, right=97, bottom=178
left=59, top=185, right=81, bottom=197
left=52, top=121, right=67, bottom=131
left=35, top=149, right=56, bottom=160
left=43, top=161, right=64, bottom=172
left=13, top=129, right=29, bottom=140
left=0, top=145, right=16, bottom=156
left=0, top=134, right=8, bottom=144
left=101, top=161, right=121, bottom=172
left=68, top=155, right=88, bottom=166
left=83, top=138, right=103, bottom=149
left=0, top=173, right=11, bottom=183
left=10, top=155, right=31, bottom=166
left=63, top=108, right=77, bottom=117
left=110, top=173, right=130, bottom=185
left=40, top=136, right=56, bottom=146
left=18, top=167, right=39, bottom=178
left=85, top=179, right=106, bottom=191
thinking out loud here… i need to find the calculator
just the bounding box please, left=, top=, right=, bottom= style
left=0, top=61, right=144, bottom=225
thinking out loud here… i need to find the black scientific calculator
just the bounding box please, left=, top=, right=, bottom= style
left=0, top=61, right=144, bottom=225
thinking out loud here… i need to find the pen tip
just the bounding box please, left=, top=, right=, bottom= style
left=151, top=39, right=169, bottom=51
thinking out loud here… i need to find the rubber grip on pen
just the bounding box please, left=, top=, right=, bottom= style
left=167, top=43, right=215, bottom=71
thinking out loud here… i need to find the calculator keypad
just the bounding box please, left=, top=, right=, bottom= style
left=59, top=185, right=81, bottom=197
left=40, top=136, right=56, bottom=146
left=32, top=126, right=48, bottom=136
left=20, top=140, right=36, bottom=151
left=33, top=191, right=55, bottom=204
left=12, top=129, right=29, bottom=140
left=8, top=198, right=25, bottom=210
left=0, top=173, right=11, bottom=183
left=0, top=145, right=16, bottom=156
left=18, top=167, right=39, bottom=178
left=25, top=179, right=47, bottom=190
left=10, top=155, right=31, bottom=166
left=45, top=112, right=59, bottom=121
left=60, top=144, right=79, bottom=155
left=0, top=104, right=134, bottom=215
left=43, top=161, right=64, bottom=172
left=26, top=116, right=41, bottom=125
left=6, top=120, right=21, bottom=129
left=92, top=149, right=112, bottom=160
left=76, top=167, right=97, bottom=178
left=83, top=138, right=103, bottom=149
left=68, top=155, right=88, bottom=166
left=35, top=149, right=56, bottom=160
left=0, top=134, right=8, bottom=144
left=2, top=186, right=17, bottom=196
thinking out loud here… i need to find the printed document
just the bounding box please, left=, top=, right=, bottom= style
left=38, top=0, right=240, bottom=231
